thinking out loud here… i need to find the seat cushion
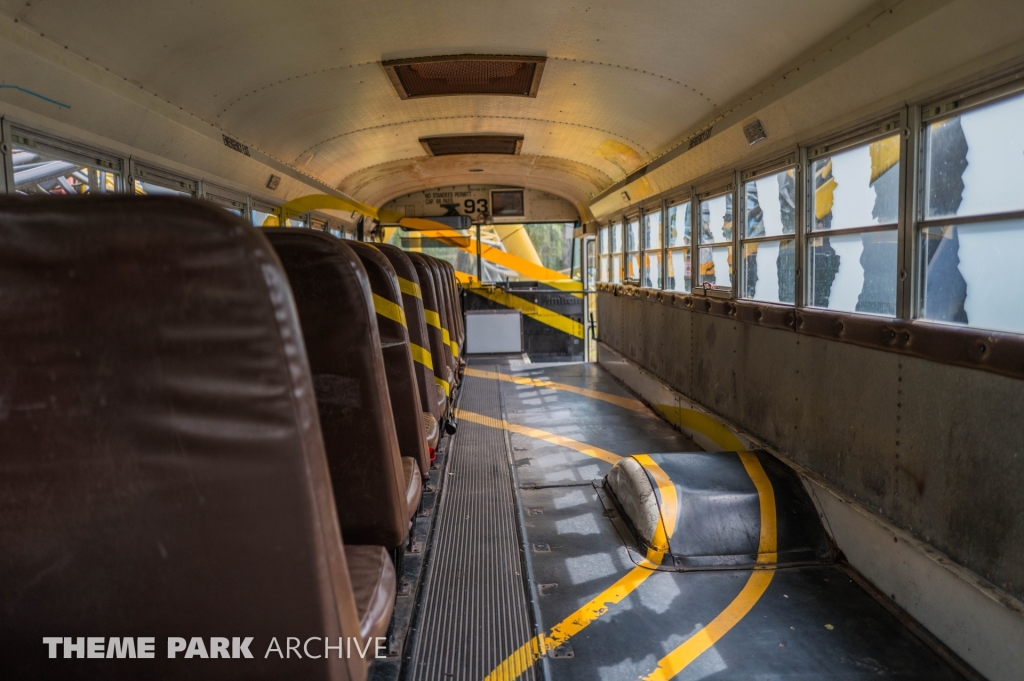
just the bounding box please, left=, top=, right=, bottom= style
left=344, top=545, right=397, bottom=643
left=423, top=412, right=440, bottom=452
left=402, top=456, right=423, bottom=521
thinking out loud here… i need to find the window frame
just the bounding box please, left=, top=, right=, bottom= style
left=597, top=222, right=611, bottom=283
left=8, top=124, right=126, bottom=196
left=204, top=183, right=250, bottom=220
left=129, top=160, right=198, bottom=198
left=640, top=201, right=664, bottom=289
left=694, top=178, right=737, bottom=297
left=738, top=153, right=800, bottom=305
left=664, top=194, right=693, bottom=294
left=623, top=213, right=641, bottom=284
left=609, top=219, right=623, bottom=284
left=912, top=79, right=1024, bottom=332
left=803, top=113, right=907, bottom=317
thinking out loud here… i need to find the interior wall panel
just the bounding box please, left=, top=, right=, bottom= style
left=597, top=291, right=1024, bottom=603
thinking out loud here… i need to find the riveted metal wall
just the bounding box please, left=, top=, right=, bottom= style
left=596, top=290, right=1024, bottom=603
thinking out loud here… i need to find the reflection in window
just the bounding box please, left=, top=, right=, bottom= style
left=665, top=201, right=691, bottom=293
left=920, top=92, right=1024, bottom=333
left=808, top=231, right=897, bottom=313
left=809, top=134, right=900, bottom=314
left=625, top=217, right=640, bottom=281
left=699, top=194, right=733, bottom=289
left=610, top=221, right=623, bottom=282
left=12, top=144, right=120, bottom=196
left=642, top=210, right=662, bottom=288
left=134, top=179, right=192, bottom=198
left=598, top=225, right=610, bottom=283
left=741, top=169, right=796, bottom=303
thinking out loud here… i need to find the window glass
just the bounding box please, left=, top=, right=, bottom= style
left=745, top=169, right=796, bottom=238
left=742, top=239, right=795, bottom=304
left=625, top=218, right=640, bottom=252
left=252, top=204, right=278, bottom=227
left=921, top=220, right=1024, bottom=333
left=811, top=134, right=900, bottom=231
left=133, top=179, right=190, bottom=197
left=699, top=245, right=733, bottom=289
left=808, top=230, right=897, bottom=314
left=643, top=252, right=662, bottom=289
left=611, top=222, right=622, bottom=253
left=666, top=202, right=691, bottom=247
left=925, top=93, right=1024, bottom=220
left=643, top=210, right=662, bottom=250
left=610, top=255, right=622, bottom=284
left=586, top=238, right=596, bottom=287
left=699, top=194, right=732, bottom=244
left=11, top=141, right=120, bottom=195
left=666, top=249, right=691, bottom=293
left=599, top=257, right=610, bottom=283
left=207, top=194, right=246, bottom=217
left=599, top=225, right=609, bottom=254
left=742, top=168, right=797, bottom=303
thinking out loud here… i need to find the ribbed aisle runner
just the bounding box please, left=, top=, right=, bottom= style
left=408, top=369, right=538, bottom=681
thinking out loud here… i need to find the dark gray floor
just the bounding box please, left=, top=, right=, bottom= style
left=502, top=363, right=966, bottom=681
left=404, top=362, right=968, bottom=680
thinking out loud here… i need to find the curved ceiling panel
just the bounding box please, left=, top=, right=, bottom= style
left=0, top=0, right=881, bottom=205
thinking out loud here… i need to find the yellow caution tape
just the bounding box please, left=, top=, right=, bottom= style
left=410, top=343, right=433, bottom=371
left=372, top=293, right=406, bottom=328
left=398, top=277, right=422, bottom=299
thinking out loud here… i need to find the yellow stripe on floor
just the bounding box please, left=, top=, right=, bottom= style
left=481, top=451, right=677, bottom=681
left=458, top=410, right=621, bottom=465
left=465, top=368, right=776, bottom=681
left=465, top=367, right=646, bottom=413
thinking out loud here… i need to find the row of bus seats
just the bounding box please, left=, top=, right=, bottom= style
left=0, top=197, right=465, bottom=680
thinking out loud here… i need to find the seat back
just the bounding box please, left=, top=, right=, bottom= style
left=265, top=230, right=407, bottom=548
left=438, top=259, right=464, bottom=359
left=420, top=256, right=457, bottom=382
left=0, top=197, right=364, bottom=681
left=407, top=252, right=452, bottom=405
left=376, top=243, right=440, bottom=423
left=348, top=242, right=430, bottom=479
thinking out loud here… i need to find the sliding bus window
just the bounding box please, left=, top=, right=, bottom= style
left=610, top=220, right=623, bottom=284
left=10, top=128, right=122, bottom=196
left=205, top=188, right=248, bottom=219
left=624, top=215, right=640, bottom=283
left=642, top=207, right=662, bottom=289
left=598, top=224, right=610, bottom=282
left=808, top=131, right=900, bottom=315
left=665, top=199, right=691, bottom=293
left=919, top=88, right=1024, bottom=333
left=252, top=201, right=279, bottom=227
left=741, top=165, right=796, bottom=304
left=132, top=164, right=196, bottom=198
left=698, top=190, right=734, bottom=290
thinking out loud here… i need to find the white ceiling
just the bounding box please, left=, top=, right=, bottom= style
left=0, top=0, right=881, bottom=207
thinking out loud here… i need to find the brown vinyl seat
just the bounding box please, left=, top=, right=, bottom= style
left=407, top=251, right=453, bottom=417
left=433, top=257, right=464, bottom=382
left=437, top=259, right=466, bottom=373
left=376, top=243, right=443, bottom=452
left=0, top=196, right=374, bottom=681
left=419, top=255, right=458, bottom=393
left=264, top=229, right=411, bottom=549
left=348, top=241, right=429, bottom=490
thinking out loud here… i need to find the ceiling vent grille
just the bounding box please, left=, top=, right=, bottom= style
left=420, top=135, right=524, bottom=157
left=383, top=55, right=546, bottom=99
